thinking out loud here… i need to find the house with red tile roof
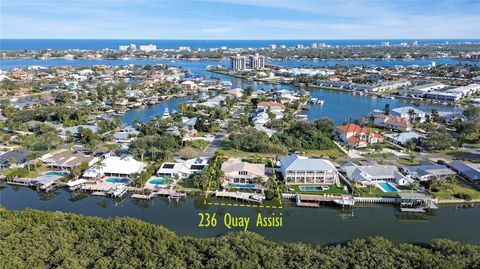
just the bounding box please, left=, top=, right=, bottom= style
left=373, top=114, right=412, bottom=132
left=335, top=124, right=384, bottom=148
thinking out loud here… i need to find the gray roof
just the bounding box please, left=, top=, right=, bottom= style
left=449, top=161, right=480, bottom=181
left=385, top=132, right=423, bottom=144
left=0, top=150, right=31, bottom=165
left=343, top=165, right=399, bottom=179
left=280, top=154, right=336, bottom=171
left=391, top=106, right=426, bottom=115
left=405, top=163, right=455, bottom=177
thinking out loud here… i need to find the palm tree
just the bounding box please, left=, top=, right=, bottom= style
left=26, top=152, right=40, bottom=171
left=407, top=109, right=416, bottom=123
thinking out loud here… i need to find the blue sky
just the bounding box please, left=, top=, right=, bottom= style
left=1, top=0, right=479, bottom=39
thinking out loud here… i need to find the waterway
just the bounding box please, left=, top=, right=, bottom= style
left=1, top=183, right=479, bottom=246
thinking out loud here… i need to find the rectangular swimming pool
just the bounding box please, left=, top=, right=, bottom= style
left=377, top=182, right=397, bottom=192
left=230, top=184, right=255, bottom=189
left=105, top=178, right=130, bottom=184
left=45, top=171, right=69, bottom=177
left=299, top=185, right=329, bottom=191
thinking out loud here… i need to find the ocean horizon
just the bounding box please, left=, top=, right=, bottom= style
left=1, top=39, right=479, bottom=51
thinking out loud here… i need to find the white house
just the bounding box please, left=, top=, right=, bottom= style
left=156, top=158, right=208, bottom=178
left=221, top=158, right=266, bottom=184
left=83, top=156, right=147, bottom=179
left=342, top=163, right=411, bottom=186
left=279, top=154, right=339, bottom=185
left=391, top=106, right=427, bottom=123
left=403, top=162, right=456, bottom=181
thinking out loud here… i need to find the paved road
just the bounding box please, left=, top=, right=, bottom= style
left=201, top=106, right=244, bottom=158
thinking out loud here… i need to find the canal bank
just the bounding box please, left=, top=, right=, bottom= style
left=1, top=183, right=479, bottom=246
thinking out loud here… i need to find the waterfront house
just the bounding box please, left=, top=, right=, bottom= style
left=279, top=154, right=339, bottom=185
left=391, top=106, right=427, bottom=123
left=221, top=158, right=266, bottom=184
left=156, top=158, right=208, bottom=179
left=201, top=95, right=226, bottom=108
left=83, top=155, right=147, bottom=179
left=448, top=160, right=480, bottom=183
left=341, top=162, right=411, bottom=186
left=0, top=150, right=31, bottom=169
left=180, top=80, right=197, bottom=91
left=226, top=88, right=244, bottom=98
left=257, top=101, right=286, bottom=112
left=373, top=113, right=412, bottom=132
left=400, top=82, right=447, bottom=97
left=335, top=124, right=384, bottom=148
left=43, top=151, right=97, bottom=171
left=112, top=126, right=140, bottom=143
left=403, top=162, right=456, bottom=181
left=370, top=79, right=411, bottom=92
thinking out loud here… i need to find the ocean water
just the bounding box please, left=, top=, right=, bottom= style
left=1, top=39, right=479, bottom=51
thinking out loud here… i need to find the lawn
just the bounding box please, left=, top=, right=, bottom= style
left=174, top=177, right=202, bottom=194
left=304, top=148, right=345, bottom=159
left=355, top=185, right=399, bottom=198
left=187, top=140, right=210, bottom=151
left=288, top=184, right=348, bottom=195
left=429, top=180, right=480, bottom=200
left=217, top=141, right=277, bottom=158
left=397, top=158, right=420, bottom=165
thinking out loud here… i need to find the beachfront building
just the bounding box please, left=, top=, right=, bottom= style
left=400, top=82, right=447, bottom=97
left=335, top=124, right=384, bottom=148
left=446, top=84, right=480, bottom=97
left=221, top=158, right=267, bottom=184
left=448, top=161, right=480, bottom=183
left=230, top=54, right=265, bottom=70
left=403, top=162, right=456, bottom=181
left=43, top=151, right=97, bottom=171
left=391, top=106, right=427, bottom=123
left=341, top=162, right=411, bottom=186
left=139, top=44, right=157, bottom=52
left=83, top=156, right=146, bottom=179
left=279, top=154, right=339, bottom=185
left=156, top=158, right=208, bottom=179
left=373, top=114, right=412, bottom=132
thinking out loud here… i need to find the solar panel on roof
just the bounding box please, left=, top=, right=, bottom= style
left=162, top=164, right=175, bottom=169
left=191, top=165, right=205, bottom=170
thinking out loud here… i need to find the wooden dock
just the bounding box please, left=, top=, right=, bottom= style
left=214, top=191, right=264, bottom=204
left=131, top=189, right=186, bottom=201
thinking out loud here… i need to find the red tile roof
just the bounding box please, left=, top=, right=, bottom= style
left=336, top=124, right=383, bottom=139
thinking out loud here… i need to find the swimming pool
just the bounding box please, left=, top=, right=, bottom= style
left=230, top=184, right=255, bottom=189
left=105, top=178, right=129, bottom=184
left=377, top=182, right=397, bottom=192
left=299, top=185, right=329, bottom=191
left=45, top=171, right=69, bottom=177
left=148, top=178, right=174, bottom=186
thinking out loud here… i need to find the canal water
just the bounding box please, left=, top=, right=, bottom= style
left=2, top=58, right=463, bottom=124
left=1, top=183, right=479, bottom=246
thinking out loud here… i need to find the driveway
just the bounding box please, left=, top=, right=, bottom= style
left=200, top=106, right=244, bottom=158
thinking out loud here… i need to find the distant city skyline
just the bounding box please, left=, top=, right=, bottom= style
left=1, top=0, right=479, bottom=39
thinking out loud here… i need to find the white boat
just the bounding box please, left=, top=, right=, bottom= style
left=333, top=196, right=355, bottom=207
left=162, top=107, right=170, bottom=118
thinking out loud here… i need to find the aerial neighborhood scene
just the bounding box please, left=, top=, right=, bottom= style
left=1, top=0, right=480, bottom=268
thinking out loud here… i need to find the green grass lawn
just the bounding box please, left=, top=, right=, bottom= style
left=355, top=185, right=399, bottom=198
left=287, top=184, right=348, bottom=195
left=217, top=141, right=277, bottom=158
left=397, top=158, right=420, bottom=165
left=429, top=180, right=480, bottom=200
left=174, top=177, right=202, bottom=193
left=304, top=148, right=345, bottom=159
left=187, top=140, right=210, bottom=151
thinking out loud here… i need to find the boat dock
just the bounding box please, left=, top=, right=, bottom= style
left=131, top=189, right=186, bottom=201
left=214, top=191, right=264, bottom=204
left=82, top=183, right=127, bottom=198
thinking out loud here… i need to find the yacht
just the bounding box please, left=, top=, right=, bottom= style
left=162, top=107, right=170, bottom=118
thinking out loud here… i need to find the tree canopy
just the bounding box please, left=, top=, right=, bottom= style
left=0, top=208, right=479, bottom=269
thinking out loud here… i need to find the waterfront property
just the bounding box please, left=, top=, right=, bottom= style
left=391, top=106, right=427, bottom=123
left=448, top=160, right=480, bottom=183
left=82, top=156, right=147, bottom=179
left=221, top=158, right=267, bottom=187
left=341, top=162, right=411, bottom=186
left=373, top=113, right=412, bottom=132
left=0, top=150, right=31, bottom=169
left=403, top=162, right=456, bottom=181
left=279, top=154, right=339, bottom=186
left=43, top=151, right=97, bottom=171
left=146, top=177, right=175, bottom=189
left=398, top=192, right=438, bottom=212
left=156, top=158, right=208, bottom=179
left=335, top=124, right=384, bottom=148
